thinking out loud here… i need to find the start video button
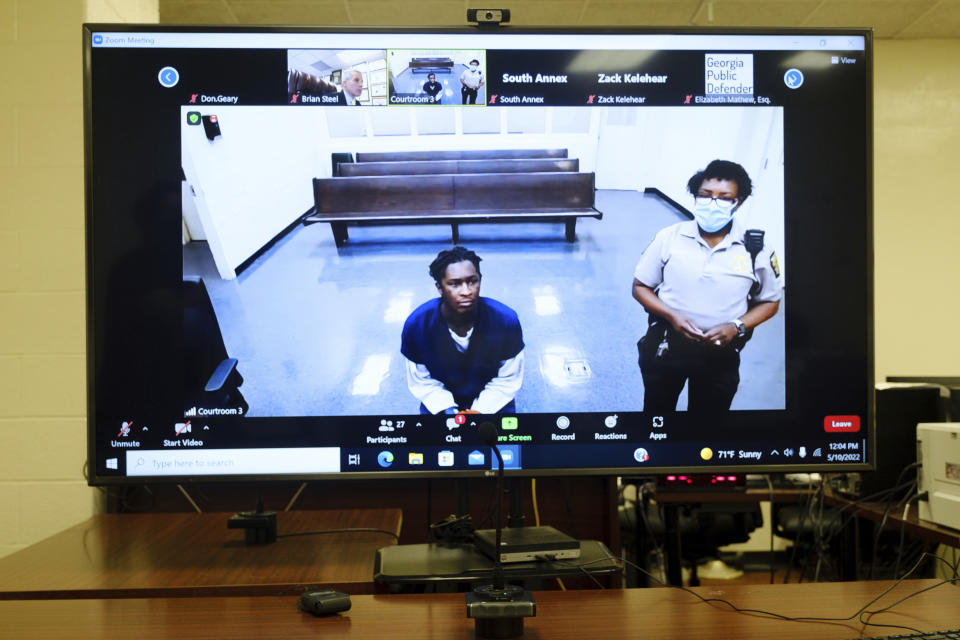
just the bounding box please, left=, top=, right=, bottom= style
left=824, top=415, right=861, bottom=433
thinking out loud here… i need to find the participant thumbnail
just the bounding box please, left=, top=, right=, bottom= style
left=387, top=49, right=486, bottom=105
left=287, top=49, right=387, bottom=105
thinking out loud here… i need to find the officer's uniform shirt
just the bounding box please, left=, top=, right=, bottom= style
left=633, top=220, right=782, bottom=332
left=460, top=67, right=483, bottom=89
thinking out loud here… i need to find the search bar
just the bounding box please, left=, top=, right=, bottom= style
left=126, top=448, right=340, bottom=476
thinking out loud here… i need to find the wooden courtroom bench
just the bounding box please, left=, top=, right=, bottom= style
left=355, top=148, right=568, bottom=162
left=339, top=157, right=580, bottom=177
left=304, top=172, right=602, bottom=246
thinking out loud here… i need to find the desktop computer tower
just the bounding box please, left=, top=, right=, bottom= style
left=860, top=384, right=946, bottom=497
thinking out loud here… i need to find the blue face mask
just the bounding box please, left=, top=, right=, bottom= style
left=693, top=201, right=734, bottom=233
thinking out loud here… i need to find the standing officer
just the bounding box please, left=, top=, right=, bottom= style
left=632, top=159, right=782, bottom=414
left=459, top=59, right=484, bottom=104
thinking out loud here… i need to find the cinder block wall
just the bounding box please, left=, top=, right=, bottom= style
left=0, top=0, right=158, bottom=559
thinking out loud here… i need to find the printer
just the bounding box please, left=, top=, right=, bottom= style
left=917, top=422, right=960, bottom=531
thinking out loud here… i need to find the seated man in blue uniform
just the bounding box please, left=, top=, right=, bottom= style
left=401, top=246, right=524, bottom=414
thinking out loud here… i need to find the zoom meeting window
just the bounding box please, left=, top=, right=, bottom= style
left=87, top=31, right=871, bottom=479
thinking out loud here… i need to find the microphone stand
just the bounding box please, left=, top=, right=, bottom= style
left=465, top=423, right=536, bottom=639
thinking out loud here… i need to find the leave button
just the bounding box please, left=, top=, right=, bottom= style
left=824, top=415, right=861, bottom=433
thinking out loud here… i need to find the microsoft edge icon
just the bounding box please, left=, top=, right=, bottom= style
left=377, top=451, right=394, bottom=468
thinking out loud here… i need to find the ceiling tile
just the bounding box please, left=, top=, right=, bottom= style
left=227, top=0, right=351, bottom=24
left=897, top=0, right=960, bottom=38
left=803, top=0, right=939, bottom=38
left=160, top=0, right=238, bottom=24
left=578, top=1, right=701, bottom=26
left=347, top=2, right=471, bottom=26
left=690, top=0, right=823, bottom=26
left=504, top=2, right=591, bottom=25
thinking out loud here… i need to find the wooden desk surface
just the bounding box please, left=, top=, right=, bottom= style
left=0, top=580, right=957, bottom=639
left=654, top=487, right=812, bottom=504
left=0, top=509, right=402, bottom=600
left=823, top=491, right=960, bottom=548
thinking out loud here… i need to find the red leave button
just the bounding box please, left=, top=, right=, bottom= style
left=824, top=415, right=861, bottom=433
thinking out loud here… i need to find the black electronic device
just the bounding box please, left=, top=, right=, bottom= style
left=466, top=422, right=536, bottom=639
left=859, top=384, right=946, bottom=496
left=298, top=589, right=352, bottom=616
left=201, top=114, right=221, bottom=140
left=84, top=25, right=875, bottom=485
left=657, top=473, right=748, bottom=492
left=467, top=8, right=510, bottom=24
left=474, top=525, right=579, bottom=563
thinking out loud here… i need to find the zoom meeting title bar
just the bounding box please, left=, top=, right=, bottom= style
left=89, top=30, right=865, bottom=51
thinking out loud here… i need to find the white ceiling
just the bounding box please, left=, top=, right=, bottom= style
left=158, top=0, right=960, bottom=39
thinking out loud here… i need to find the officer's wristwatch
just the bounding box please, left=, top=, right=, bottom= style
left=731, top=318, right=747, bottom=337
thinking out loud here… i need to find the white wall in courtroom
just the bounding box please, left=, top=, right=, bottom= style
left=181, top=107, right=328, bottom=279
left=596, top=106, right=785, bottom=264
left=872, top=40, right=960, bottom=383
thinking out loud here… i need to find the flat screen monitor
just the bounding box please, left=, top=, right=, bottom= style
left=84, top=25, right=874, bottom=483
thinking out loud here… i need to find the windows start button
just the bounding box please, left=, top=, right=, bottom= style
left=824, top=415, right=861, bottom=433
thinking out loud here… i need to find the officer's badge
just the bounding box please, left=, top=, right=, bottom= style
left=770, top=253, right=781, bottom=278
left=732, top=255, right=750, bottom=273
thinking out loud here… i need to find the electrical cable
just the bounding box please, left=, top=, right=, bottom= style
left=284, top=482, right=307, bottom=512
left=869, top=480, right=917, bottom=579
left=177, top=484, right=202, bottom=513
left=892, top=491, right=926, bottom=579
left=637, top=482, right=665, bottom=584
left=783, top=475, right=815, bottom=583
left=530, top=478, right=567, bottom=591
left=765, top=474, right=775, bottom=584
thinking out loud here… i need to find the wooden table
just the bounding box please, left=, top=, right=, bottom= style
left=0, top=580, right=957, bottom=639
left=823, top=489, right=960, bottom=549
left=0, top=509, right=402, bottom=599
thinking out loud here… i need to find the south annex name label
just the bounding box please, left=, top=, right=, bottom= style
left=502, top=73, right=569, bottom=83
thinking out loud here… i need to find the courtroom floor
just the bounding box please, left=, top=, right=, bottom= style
left=184, top=189, right=786, bottom=418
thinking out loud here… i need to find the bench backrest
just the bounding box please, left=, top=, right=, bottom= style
left=355, top=149, right=568, bottom=162
left=339, top=158, right=580, bottom=177
left=313, top=172, right=595, bottom=214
